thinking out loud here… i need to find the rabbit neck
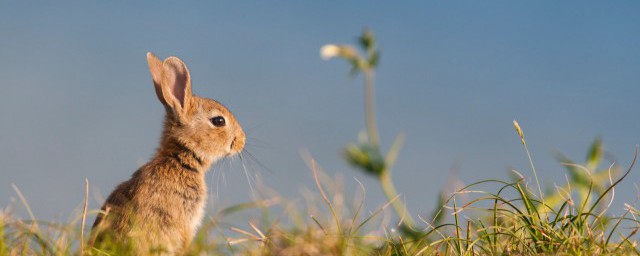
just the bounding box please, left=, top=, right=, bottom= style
left=156, top=138, right=211, bottom=174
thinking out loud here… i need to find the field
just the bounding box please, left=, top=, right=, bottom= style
left=2, top=30, right=640, bottom=256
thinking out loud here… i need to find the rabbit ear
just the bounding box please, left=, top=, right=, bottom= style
left=161, top=56, right=193, bottom=117
left=146, top=52, right=168, bottom=107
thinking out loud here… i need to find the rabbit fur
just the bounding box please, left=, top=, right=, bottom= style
left=90, top=52, right=245, bottom=255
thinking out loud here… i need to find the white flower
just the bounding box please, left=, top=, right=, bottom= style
left=320, top=44, right=358, bottom=61
left=320, top=44, right=341, bottom=60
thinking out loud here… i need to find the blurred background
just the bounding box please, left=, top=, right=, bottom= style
left=1, top=2, right=640, bottom=222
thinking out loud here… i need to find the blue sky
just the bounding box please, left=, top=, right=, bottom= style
left=1, top=2, right=640, bottom=222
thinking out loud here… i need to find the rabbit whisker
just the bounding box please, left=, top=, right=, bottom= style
left=242, top=149, right=274, bottom=174
left=245, top=137, right=271, bottom=148
left=239, top=153, right=256, bottom=196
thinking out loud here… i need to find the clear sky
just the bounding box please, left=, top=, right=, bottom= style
left=1, top=2, right=640, bottom=222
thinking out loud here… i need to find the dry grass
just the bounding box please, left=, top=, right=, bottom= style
left=2, top=144, right=640, bottom=256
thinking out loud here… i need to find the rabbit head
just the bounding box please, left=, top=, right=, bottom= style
left=146, top=52, right=245, bottom=166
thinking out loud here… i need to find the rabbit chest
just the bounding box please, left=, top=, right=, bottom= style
left=133, top=165, right=208, bottom=240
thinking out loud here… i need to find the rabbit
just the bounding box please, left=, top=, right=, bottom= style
left=89, top=52, right=245, bottom=255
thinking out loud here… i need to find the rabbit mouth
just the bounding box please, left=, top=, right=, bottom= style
left=225, top=140, right=237, bottom=157
left=225, top=149, right=239, bottom=158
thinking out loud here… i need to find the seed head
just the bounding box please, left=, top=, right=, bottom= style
left=513, top=120, right=526, bottom=145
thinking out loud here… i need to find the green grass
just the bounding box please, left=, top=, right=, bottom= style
left=3, top=29, right=640, bottom=255
left=2, top=141, right=639, bottom=255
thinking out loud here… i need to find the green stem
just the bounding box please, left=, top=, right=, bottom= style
left=364, top=67, right=417, bottom=232
left=0, top=218, right=5, bottom=256
left=380, top=170, right=416, bottom=229
left=522, top=141, right=546, bottom=219
left=364, top=70, right=379, bottom=148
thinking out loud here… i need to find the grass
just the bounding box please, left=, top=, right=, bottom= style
left=3, top=29, right=640, bottom=255
left=2, top=141, right=639, bottom=255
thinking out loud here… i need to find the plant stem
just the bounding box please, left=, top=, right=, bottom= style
left=364, top=67, right=416, bottom=230
left=364, top=70, right=379, bottom=148
left=522, top=142, right=545, bottom=212
left=0, top=218, right=6, bottom=256
left=380, top=170, right=416, bottom=229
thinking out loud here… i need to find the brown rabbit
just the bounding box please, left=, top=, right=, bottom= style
left=90, top=52, right=245, bottom=255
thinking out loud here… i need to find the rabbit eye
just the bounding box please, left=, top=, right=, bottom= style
left=210, top=116, right=226, bottom=127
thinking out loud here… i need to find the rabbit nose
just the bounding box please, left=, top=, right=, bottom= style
left=230, top=136, right=245, bottom=152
